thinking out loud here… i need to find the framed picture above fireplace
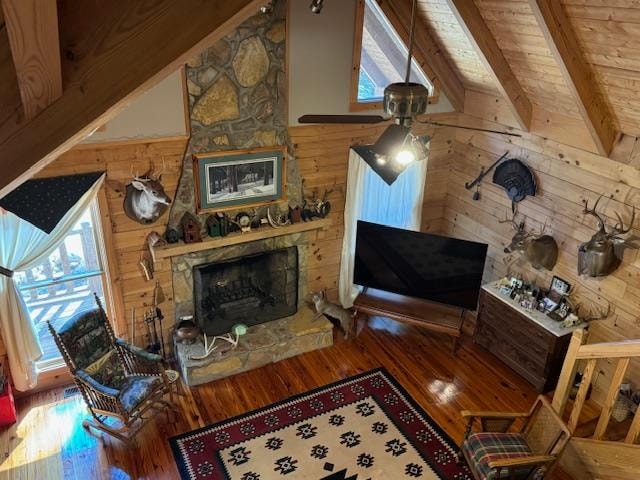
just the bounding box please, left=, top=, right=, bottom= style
left=193, top=146, right=286, bottom=212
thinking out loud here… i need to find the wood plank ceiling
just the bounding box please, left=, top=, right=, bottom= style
left=415, top=0, right=639, bottom=149
left=561, top=0, right=640, bottom=137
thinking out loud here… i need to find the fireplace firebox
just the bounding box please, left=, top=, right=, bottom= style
left=193, top=247, right=298, bottom=335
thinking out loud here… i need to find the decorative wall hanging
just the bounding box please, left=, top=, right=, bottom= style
left=578, top=195, right=636, bottom=277
left=493, top=158, right=536, bottom=206
left=123, top=165, right=171, bottom=224
left=501, top=207, right=558, bottom=271
left=0, top=172, right=103, bottom=233
left=193, top=146, right=286, bottom=212
left=465, top=151, right=508, bottom=201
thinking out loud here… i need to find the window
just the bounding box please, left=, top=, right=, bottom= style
left=359, top=161, right=426, bottom=229
left=14, top=199, right=112, bottom=371
left=351, top=0, right=435, bottom=110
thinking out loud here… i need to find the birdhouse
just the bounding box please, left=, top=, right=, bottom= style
left=289, top=204, right=302, bottom=224
left=206, top=214, right=223, bottom=237
left=180, top=212, right=202, bottom=243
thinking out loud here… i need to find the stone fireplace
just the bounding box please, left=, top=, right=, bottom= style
left=193, top=246, right=298, bottom=335
left=171, top=233, right=333, bottom=386
left=163, top=1, right=333, bottom=386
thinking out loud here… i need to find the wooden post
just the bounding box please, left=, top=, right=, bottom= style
left=567, top=358, right=596, bottom=433
left=552, top=328, right=588, bottom=415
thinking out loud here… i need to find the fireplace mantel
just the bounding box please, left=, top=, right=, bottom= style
left=154, top=218, right=332, bottom=259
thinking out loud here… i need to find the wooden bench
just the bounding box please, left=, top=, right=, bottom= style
left=353, top=288, right=463, bottom=353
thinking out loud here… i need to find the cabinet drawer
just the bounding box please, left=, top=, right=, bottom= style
left=479, top=313, right=551, bottom=360
left=476, top=321, right=546, bottom=374
left=475, top=322, right=547, bottom=390
left=479, top=292, right=553, bottom=350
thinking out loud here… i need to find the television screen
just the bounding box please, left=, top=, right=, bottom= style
left=354, top=220, right=488, bottom=310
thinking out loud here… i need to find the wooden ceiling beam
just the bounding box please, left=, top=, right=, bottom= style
left=0, top=0, right=262, bottom=198
left=380, top=0, right=465, bottom=112
left=2, top=0, right=62, bottom=121
left=528, top=0, right=618, bottom=156
left=446, top=0, right=532, bottom=131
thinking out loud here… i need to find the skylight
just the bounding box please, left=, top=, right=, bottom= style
left=357, top=0, right=432, bottom=103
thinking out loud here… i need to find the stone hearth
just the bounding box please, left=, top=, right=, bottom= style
left=172, top=233, right=333, bottom=384
left=175, top=306, right=332, bottom=386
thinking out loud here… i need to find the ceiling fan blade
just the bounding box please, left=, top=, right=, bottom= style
left=298, top=114, right=387, bottom=124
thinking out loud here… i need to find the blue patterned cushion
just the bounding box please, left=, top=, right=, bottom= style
left=118, top=376, right=162, bottom=413
left=462, top=432, right=532, bottom=480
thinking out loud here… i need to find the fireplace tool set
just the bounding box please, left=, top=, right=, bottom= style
left=130, top=281, right=167, bottom=359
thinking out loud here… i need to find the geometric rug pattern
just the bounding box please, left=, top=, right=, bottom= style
left=170, top=368, right=473, bottom=479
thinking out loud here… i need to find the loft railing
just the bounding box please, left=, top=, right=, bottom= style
left=552, top=329, right=640, bottom=444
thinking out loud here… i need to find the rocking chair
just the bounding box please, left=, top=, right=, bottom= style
left=458, top=395, right=570, bottom=480
left=48, top=294, right=177, bottom=445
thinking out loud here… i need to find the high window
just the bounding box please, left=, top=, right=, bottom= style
left=351, top=0, right=435, bottom=110
left=14, top=200, right=113, bottom=371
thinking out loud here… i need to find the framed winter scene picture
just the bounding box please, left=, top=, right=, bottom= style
left=193, top=146, right=286, bottom=212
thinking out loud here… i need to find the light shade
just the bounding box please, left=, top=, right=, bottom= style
left=352, top=125, right=429, bottom=185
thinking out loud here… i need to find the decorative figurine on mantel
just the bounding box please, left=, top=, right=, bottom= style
left=300, top=179, right=338, bottom=221
left=165, top=227, right=180, bottom=244
left=180, top=212, right=202, bottom=243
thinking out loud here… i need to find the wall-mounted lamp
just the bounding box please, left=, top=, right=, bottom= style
left=352, top=124, right=430, bottom=185
left=310, top=0, right=324, bottom=14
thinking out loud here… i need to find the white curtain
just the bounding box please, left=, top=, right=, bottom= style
left=0, top=174, right=105, bottom=391
left=338, top=148, right=429, bottom=308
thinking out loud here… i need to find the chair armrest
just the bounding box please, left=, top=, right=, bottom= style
left=115, top=339, right=162, bottom=363
left=488, top=455, right=556, bottom=469
left=461, top=410, right=529, bottom=419
left=76, top=370, right=119, bottom=397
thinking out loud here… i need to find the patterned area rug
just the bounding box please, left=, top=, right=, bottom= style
left=170, top=368, right=473, bottom=479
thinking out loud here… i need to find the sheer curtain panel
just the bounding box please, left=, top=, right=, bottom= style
left=338, top=147, right=428, bottom=308
left=0, top=175, right=105, bottom=391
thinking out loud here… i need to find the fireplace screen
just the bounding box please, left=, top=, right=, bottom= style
left=193, top=247, right=298, bottom=335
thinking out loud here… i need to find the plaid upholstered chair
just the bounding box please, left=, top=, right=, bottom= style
left=48, top=294, right=177, bottom=445
left=458, top=396, right=570, bottom=480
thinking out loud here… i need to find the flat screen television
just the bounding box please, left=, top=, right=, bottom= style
left=354, top=220, right=488, bottom=310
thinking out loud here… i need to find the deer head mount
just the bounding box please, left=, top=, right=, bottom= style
left=578, top=195, right=636, bottom=277
left=501, top=208, right=558, bottom=271
left=123, top=163, right=171, bottom=224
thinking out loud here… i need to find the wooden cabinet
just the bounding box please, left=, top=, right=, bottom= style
left=474, top=287, right=576, bottom=393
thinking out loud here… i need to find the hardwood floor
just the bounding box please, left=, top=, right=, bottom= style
left=0, top=318, right=573, bottom=479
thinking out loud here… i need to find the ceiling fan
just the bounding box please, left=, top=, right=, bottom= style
left=298, top=0, right=520, bottom=183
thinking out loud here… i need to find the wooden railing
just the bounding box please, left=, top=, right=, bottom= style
left=552, top=329, right=640, bottom=444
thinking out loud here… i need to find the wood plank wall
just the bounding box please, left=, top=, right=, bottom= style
left=288, top=113, right=456, bottom=303
left=0, top=115, right=455, bottom=379
left=443, top=92, right=640, bottom=405
left=2, top=139, right=189, bottom=364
